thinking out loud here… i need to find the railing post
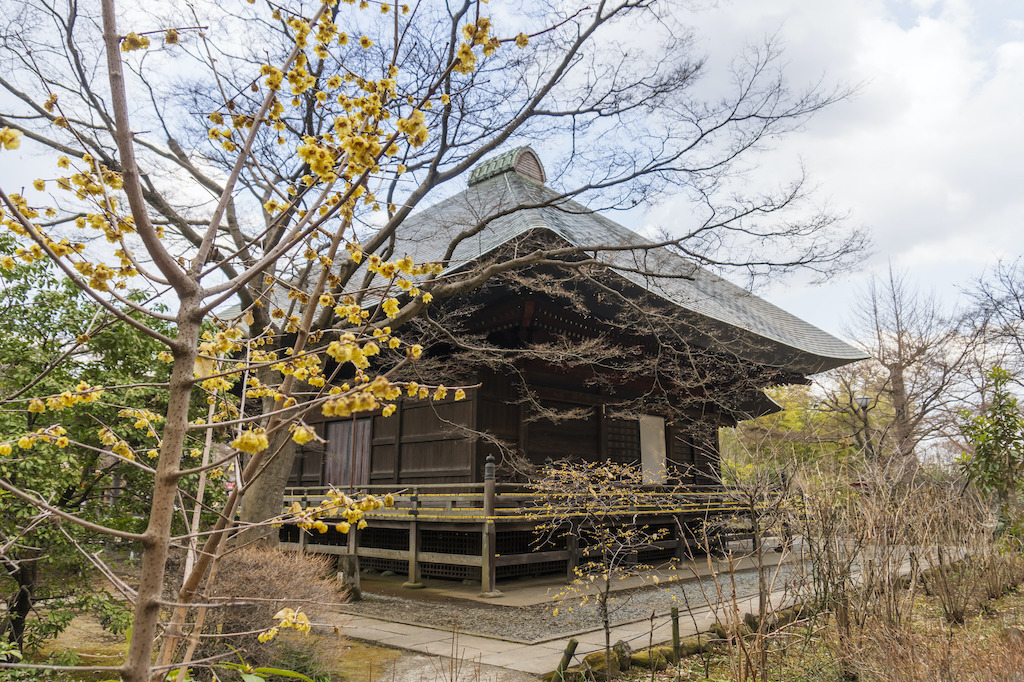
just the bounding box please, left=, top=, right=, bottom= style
left=483, top=454, right=496, bottom=518
left=480, top=455, right=502, bottom=597
left=670, top=606, right=681, bottom=664
left=403, top=487, right=424, bottom=589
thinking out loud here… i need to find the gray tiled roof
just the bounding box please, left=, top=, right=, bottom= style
left=391, top=147, right=867, bottom=374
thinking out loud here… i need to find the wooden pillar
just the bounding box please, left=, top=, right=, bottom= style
left=675, top=513, right=689, bottom=562
left=566, top=532, right=579, bottom=581
left=338, top=527, right=361, bottom=599
left=480, top=455, right=502, bottom=597
left=403, top=487, right=424, bottom=588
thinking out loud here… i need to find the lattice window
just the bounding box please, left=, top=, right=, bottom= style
left=607, top=418, right=640, bottom=465
left=497, top=529, right=563, bottom=554
left=360, top=557, right=407, bottom=574
left=360, top=527, right=409, bottom=551
left=420, top=562, right=480, bottom=581
left=421, top=530, right=481, bottom=555
left=497, top=560, right=567, bottom=580
left=636, top=548, right=676, bottom=567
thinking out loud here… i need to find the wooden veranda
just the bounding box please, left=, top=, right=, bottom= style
left=279, top=462, right=749, bottom=594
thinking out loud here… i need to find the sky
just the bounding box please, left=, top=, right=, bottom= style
left=2, top=0, right=1021, bottom=347
left=649, top=0, right=1024, bottom=340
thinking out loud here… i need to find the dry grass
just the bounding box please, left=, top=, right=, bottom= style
left=194, top=546, right=349, bottom=673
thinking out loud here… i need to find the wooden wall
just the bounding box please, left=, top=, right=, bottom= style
left=293, top=369, right=723, bottom=488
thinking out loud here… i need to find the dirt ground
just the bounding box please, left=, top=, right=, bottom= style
left=37, top=611, right=538, bottom=682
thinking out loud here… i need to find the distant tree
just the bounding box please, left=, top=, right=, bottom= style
left=958, top=367, right=1024, bottom=526
left=721, top=384, right=857, bottom=470
left=973, top=259, right=1024, bottom=379
left=826, top=268, right=978, bottom=467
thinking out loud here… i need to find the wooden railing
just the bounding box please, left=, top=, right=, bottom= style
left=279, top=476, right=766, bottom=593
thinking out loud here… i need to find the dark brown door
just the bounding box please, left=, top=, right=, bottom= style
left=324, top=418, right=371, bottom=489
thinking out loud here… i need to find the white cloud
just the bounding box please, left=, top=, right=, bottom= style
left=643, top=0, right=1024, bottom=337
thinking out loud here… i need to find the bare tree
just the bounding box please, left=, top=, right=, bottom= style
left=824, top=267, right=979, bottom=467
left=972, top=258, right=1024, bottom=380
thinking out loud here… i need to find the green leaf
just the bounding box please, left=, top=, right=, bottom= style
left=251, top=667, right=316, bottom=681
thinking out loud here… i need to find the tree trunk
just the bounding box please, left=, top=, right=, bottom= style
left=237, top=429, right=296, bottom=546
left=5, top=555, right=38, bottom=652
left=122, top=313, right=201, bottom=682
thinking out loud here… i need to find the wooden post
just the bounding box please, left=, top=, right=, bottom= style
left=403, top=487, right=424, bottom=588
left=483, top=454, right=496, bottom=518
left=566, top=532, right=579, bottom=581
left=675, top=514, right=689, bottom=562
left=555, top=638, right=578, bottom=681
left=480, top=455, right=502, bottom=597
left=671, top=606, right=681, bottom=664
left=338, top=527, right=361, bottom=599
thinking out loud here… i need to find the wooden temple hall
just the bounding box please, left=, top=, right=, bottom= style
left=280, top=148, right=866, bottom=591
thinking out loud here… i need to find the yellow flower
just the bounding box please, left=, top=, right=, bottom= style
left=257, top=627, right=279, bottom=643
left=32, top=179, right=45, bottom=191
left=231, top=429, right=270, bottom=454
left=164, top=29, right=179, bottom=45
left=0, top=257, right=15, bottom=271
left=121, top=32, right=151, bottom=52
left=17, top=436, right=33, bottom=450
left=515, top=33, right=529, bottom=48
left=454, top=389, right=466, bottom=401
left=382, top=297, right=400, bottom=318
left=27, top=399, right=45, bottom=413
left=359, top=36, right=373, bottom=49
left=292, top=425, right=316, bottom=445
left=0, top=126, right=21, bottom=150
left=112, top=441, right=133, bottom=459
left=0, top=443, right=11, bottom=456
left=336, top=521, right=351, bottom=534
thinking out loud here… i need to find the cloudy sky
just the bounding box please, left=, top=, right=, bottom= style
left=652, top=0, right=1024, bottom=339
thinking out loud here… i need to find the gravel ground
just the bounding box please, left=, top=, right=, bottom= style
left=340, top=562, right=805, bottom=643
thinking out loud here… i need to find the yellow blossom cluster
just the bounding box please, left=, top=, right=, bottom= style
left=231, top=428, right=270, bottom=454
left=27, top=382, right=104, bottom=413
left=453, top=17, right=499, bottom=74
left=258, top=607, right=312, bottom=643
left=118, top=407, right=164, bottom=438
left=0, top=424, right=68, bottom=455
left=0, top=126, right=20, bottom=150
left=121, top=32, right=150, bottom=52
left=284, top=489, right=393, bottom=538
left=291, top=424, right=317, bottom=445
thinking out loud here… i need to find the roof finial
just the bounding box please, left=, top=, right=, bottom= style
left=468, top=147, right=546, bottom=186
